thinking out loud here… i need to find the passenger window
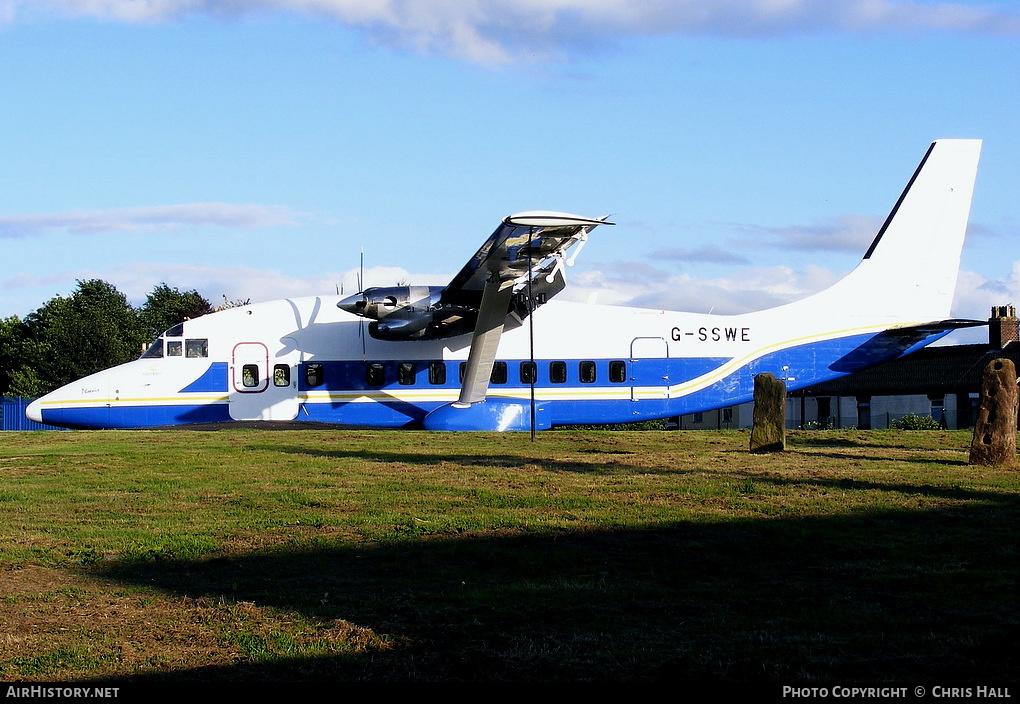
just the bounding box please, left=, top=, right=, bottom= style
left=367, top=362, right=385, bottom=387
left=429, top=361, right=446, bottom=385
left=459, top=362, right=467, bottom=384
left=579, top=361, right=596, bottom=383
left=398, top=362, right=416, bottom=385
left=609, top=360, right=627, bottom=383
left=167, top=340, right=183, bottom=356
left=140, top=339, right=163, bottom=359
left=549, top=361, right=567, bottom=384
left=520, top=361, right=537, bottom=384
left=490, top=361, right=507, bottom=384
left=185, top=339, right=208, bottom=358
left=273, top=364, right=290, bottom=387
left=305, top=363, right=324, bottom=387
left=242, top=364, right=259, bottom=388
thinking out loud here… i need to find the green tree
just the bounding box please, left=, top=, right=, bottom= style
left=138, top=283, right=213, bottom=342
left=0, top=315, right=43, bottom=396
left=25, top=279, right=146, bottom=391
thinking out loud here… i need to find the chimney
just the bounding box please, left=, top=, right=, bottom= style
left=988, top=305, right=1018, bottom=349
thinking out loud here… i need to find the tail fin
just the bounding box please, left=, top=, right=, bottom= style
left=814, top=139, right=981, bottom=323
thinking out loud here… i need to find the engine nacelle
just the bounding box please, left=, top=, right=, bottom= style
left=340, top=286, right=477, bottom=340
left=338, top=286, right=444, bottom=321
left=368, top=311, right=434, bottom=340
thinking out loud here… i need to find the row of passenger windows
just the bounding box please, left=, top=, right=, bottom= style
left=141, top=337, right=209, bottom=359
left=303, top=360, right=628, bottom=388
left=241, top=364, right=291, bottom=389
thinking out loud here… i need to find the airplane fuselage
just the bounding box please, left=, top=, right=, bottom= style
left=28, top=294, right=947, bottom=430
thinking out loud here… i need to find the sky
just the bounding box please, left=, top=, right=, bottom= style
left=1, top=0, right=1018, bottom=345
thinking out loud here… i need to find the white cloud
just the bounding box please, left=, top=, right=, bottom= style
left=735, top=214, right=885, bottom=253
left=0, top=203, right=301, bottom=238
left=648, top=245, right=751, bottom=264
left=7, top=1, right=1020, bottom=63
left=952, top=266, right=1019, bottom=320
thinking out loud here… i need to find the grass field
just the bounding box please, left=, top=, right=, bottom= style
left=0, top=428, right=1016, bottom=682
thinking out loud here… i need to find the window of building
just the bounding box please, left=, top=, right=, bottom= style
left=609, top=360, right=627, bottom=383
left=549, top=361, right=567, bottom=384
left=428, top=361, right=446, bottom=385
left=398, top=362, right=416, bottom=385
left=579, top=360, right=596, bottom=383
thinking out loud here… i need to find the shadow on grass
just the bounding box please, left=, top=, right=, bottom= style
left=91, top=496, right=1018, bottom=682
left=719, top=447, right=972, bottom=467
left=786, top=451, right=970, bottom=467
left=274, top=444, right=974, bottom=478
left=272, top=444, right=642, bottom=474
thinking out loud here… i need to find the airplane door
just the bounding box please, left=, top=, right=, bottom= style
left=228, top=341, right=300, bottom=421
left=629, top=337, right=670, bottom=411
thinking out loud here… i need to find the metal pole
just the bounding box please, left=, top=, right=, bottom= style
left=528, top=227, right=536, bottom=442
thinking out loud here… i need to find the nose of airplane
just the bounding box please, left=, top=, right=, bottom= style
left=25, top=398, right=43, bottom=423
left=337, top=293, right=366, bottom=315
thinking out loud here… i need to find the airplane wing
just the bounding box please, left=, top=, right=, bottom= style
left=338, top=211, right=612, bottom=340
left=441, top=211, right=612, bottom=315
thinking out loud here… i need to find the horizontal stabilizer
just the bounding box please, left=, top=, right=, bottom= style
left=829, top=319, right=985, bottom=373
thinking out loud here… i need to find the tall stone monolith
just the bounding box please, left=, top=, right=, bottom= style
left=969, top=358, right=1018, bottom=467
left=750, top=372, right=786, bottom=453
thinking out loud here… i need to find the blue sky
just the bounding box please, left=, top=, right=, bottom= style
left=1, top=0, right=1018, bottom=344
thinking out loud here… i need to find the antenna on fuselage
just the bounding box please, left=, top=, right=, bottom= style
left=358, top=248, right=366, bottom=358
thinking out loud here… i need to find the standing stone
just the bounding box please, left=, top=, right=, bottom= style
left=969, top=358, right=1018, bottom=467
left=751, top=373, right=786, bottom=453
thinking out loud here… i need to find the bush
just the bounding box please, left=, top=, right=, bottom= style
left=890, top=413, right=941, bottom=430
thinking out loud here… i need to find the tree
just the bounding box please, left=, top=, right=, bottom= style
left=0, top=315, right=45, bottom=396
left=25, top=279, right=145, bottom=391
left=138, top=283, right=213, bottom=342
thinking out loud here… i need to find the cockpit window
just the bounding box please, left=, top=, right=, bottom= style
left=185, top=339, right=208, bottom=358
left=141, top=339, right=163, bottom=359
left=167, top=340, right=183, bottom=356
left=165, top=323, right=184, bottom=337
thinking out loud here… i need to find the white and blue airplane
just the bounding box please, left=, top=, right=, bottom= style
left=28, top=139, right=983, bottom=431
